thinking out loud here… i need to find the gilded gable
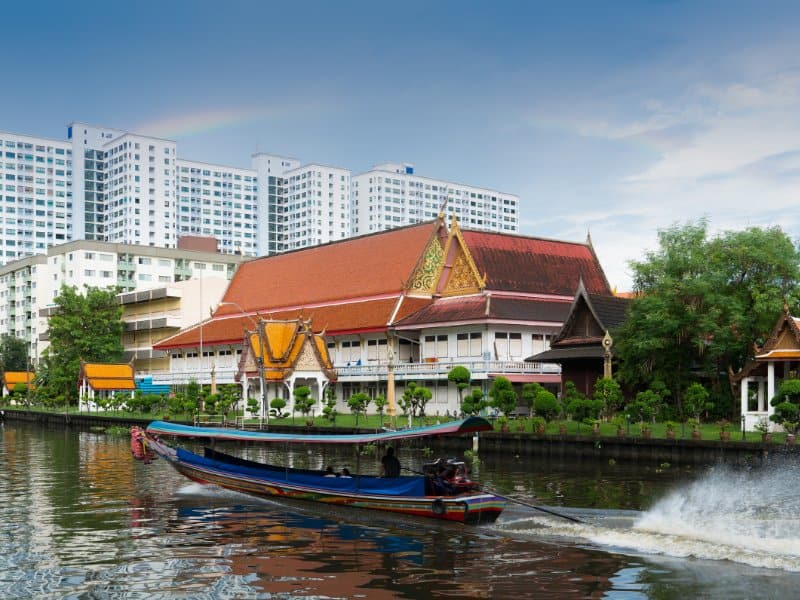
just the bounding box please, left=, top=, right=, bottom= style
left=408, top=236, right=445, bottom=294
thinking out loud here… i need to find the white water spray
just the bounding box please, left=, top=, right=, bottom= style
left=501, top=465, right=800, bottom=571
left=621, top=465, right=800, bottom=570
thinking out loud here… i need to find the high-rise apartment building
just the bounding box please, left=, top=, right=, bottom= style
left=284, top=164, right=351, bottom=250
left=175, top=159, right=259, bottom=256
left=1, top=123, right=519, bottom=267
left=351, top=162, right=519, bottom=236
left=0, top=133, right=74, bottom=262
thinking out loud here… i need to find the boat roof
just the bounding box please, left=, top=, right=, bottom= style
left=146, top=416, right=492, bottom=444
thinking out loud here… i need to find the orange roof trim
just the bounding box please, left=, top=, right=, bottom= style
left=80, top=362, right=136, bottom=391
left=3, top=371, right=35, bottom=391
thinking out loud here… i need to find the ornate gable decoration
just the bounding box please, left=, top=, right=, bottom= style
left=755, top=309, right=800, bottom=359
left=405, top=216, right=485, bottom=297
left=407, top=230, right=446, bottom=294
left=245, top=318, right=336, bottom=382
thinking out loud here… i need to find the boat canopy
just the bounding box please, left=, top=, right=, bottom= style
left=146, top=416, right=492, bottom=444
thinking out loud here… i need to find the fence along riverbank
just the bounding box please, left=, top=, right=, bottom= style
left=2, top=408, right=795, bottom=466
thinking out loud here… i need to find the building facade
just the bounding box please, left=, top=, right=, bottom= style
left=352, top=162, right=519, bottom=236
left=1, top=125, right=520, bottom=267
left=0, top=239, right=247, bottom=364
left=154, top=217, right=612, bottom=417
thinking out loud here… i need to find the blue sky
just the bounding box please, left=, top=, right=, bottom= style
left=5, top=1, right=800, bottom=290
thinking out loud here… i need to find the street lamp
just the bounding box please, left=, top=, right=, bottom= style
left=216, top=301, right=266, bottom=424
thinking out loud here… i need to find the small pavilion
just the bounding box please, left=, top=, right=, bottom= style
left=526, top=280, right=630, bottom=396
left=236, top=318, right=336, bottom=418
left=735, top=308, right=800, bottom=431
left=2, top=371, right=35, bottom=398
left=78, top=361, right=136, bottom=410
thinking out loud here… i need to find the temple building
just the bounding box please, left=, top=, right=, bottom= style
left=153, top=216, right=613, bottom=416
left=526, top=280, right=630, bottom=397
left=735, top=308, right=800, bottom=431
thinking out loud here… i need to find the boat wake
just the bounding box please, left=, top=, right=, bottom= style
left=498, top=465, right=800, bottom=572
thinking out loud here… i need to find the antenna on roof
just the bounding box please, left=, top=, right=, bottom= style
left=586, top=229, right=593, bottom=247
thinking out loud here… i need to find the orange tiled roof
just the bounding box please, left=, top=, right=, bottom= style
left=80, top=363, right=135, bottom=391
left=215, top=222, right=437, bottom=316
left=3, top=371, right=35, bottom=391
left=155, top=296, right=434, bottom=349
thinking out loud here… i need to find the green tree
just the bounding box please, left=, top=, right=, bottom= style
left=616, top=221, right=800, bottom=412
left=683, top=382, right=712, bottom=422
left=627, top=389, right=663, bottom=425
left=293, top=385, right=315, bottom=419
left=411, top=384, right=433, bottom=417
left=770, top=378, right=800, bottom=432
left=0, top=335, right=28, bottom=372
left=461, top=387, right=487, bottom=416
left=489, top=376, right=518, bottom=417
left=374, top=394, right=387, bottom=423
left=521, top=382, right=544, bottom=416
left=447, top=366, right=472, bottom=403
left=322, top=386, right=338, bottom=426
left=347, top=391, right=371, bottom=425
left=269, top=397, right=289, bottom=419
left=534, top=389, right=561, bottom=421
left=39, top=285, right=124, bottom=404
left=593, top=377, right=624, bottom=418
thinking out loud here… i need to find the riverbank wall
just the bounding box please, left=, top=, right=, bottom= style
left=2, top=409, right=794, bottom=466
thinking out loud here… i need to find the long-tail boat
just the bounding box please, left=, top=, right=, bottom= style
left=133, top=417, right=505, bottom=525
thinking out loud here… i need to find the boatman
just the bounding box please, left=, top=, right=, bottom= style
left=380, top=446, right=401, bottom=478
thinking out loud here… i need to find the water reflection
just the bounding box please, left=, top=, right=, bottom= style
left=3, top=420, right=800, bottom=599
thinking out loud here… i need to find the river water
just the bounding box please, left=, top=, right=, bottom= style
left=2, top=420, right=799, bottom=599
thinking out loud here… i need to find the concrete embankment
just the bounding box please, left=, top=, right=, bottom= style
left=2, top=409, right=794, bottom=466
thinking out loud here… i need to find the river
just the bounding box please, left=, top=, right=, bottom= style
left=1, top=420, right=799, bottom=598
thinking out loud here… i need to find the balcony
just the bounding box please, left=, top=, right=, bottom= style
left=333, top=359, right=560, bottom=382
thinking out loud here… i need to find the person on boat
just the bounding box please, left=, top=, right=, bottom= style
left=380, top=446, right=401, bottom=478
left=433, top=464, right=455, bottom=495
left=340, top=468, right=352, bottom=478
left=324, top=465, right=338, bottom=477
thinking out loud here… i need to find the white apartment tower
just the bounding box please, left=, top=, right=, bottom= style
left=176, top=159, right=259, bottom=256
left=0, top=132, right=74, bottom=262
left=351, top=162, right=519, bottom=236
left=69, top=123, right=177, bottom=248
left=284, top=164, right=351, bottom=250
left=1, top=123, right=521, bottom=268
left=251, top=153, right=300, bottom=255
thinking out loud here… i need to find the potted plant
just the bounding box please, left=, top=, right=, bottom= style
left=784, top=421, right=797, bottom=445
left=585, top=418, right=601, bottom=437
left=611, top=415, right=626, bottom=438
left=516, top=417, right=528, bottom=433
left=689, top=418, right=701, bottom=440
left=665, top=421, right=677, bottom=440
left=557, top=420, right=568, bottom=435
left=530, top=416, right=546, bottom=435
left=641, top=422, right=652, bottom=439
left=754, top=418, right=771, bottom=442
left=497, top=415, right=510, bottom=432
left=718, top=419, right=731, bottom=441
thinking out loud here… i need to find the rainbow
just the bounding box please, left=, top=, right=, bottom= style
left=134, top=107, right=277, bottom=139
